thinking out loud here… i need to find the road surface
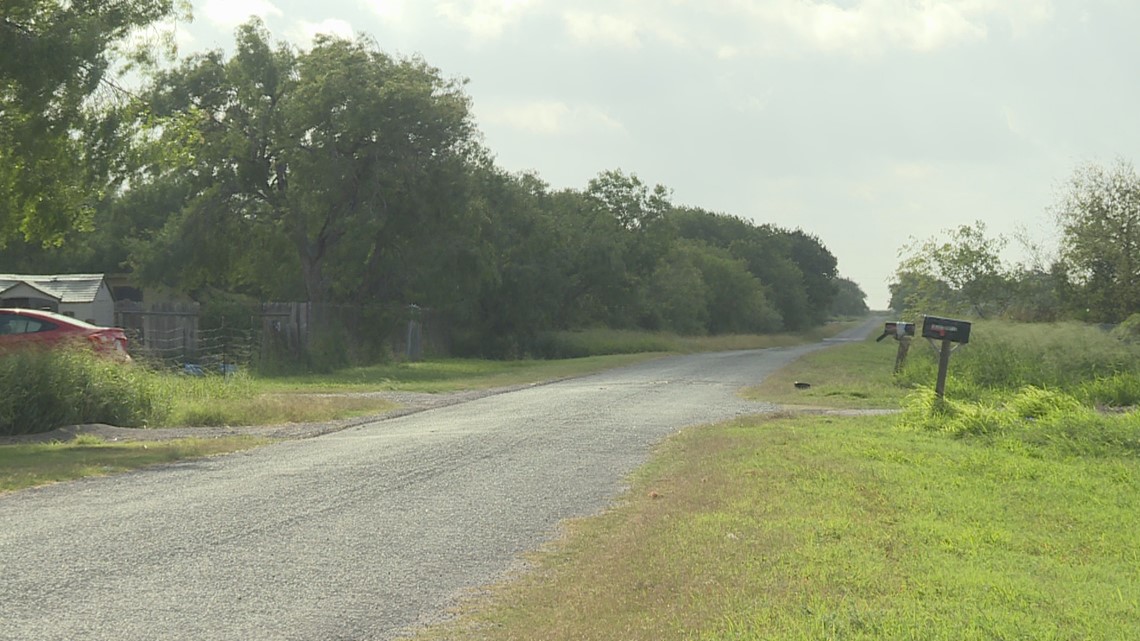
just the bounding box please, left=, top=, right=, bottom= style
left=0, top=320, right=876, bottom=641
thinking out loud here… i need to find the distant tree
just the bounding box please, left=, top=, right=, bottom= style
left=550, top=187, right=639, bottom=328
left=668, top=207, right=842, bottom=330
left=645, top=246, right=710, bottom=334
left=889, top=270, right=950, bottom=315
left=685, top=242, right=782, bottom=334
left=1004, top=267, right=1064, bottom=323
left=785, top=229, right=838, bottom=325
left=585, top=169, right=671, bottom=231
left=894, top=221, right=1012, bottom=318
left=1, top=0, right=182, bottom=245
left=829, top=277, right=869, bottom=317
left=1053, top=159, right=1140, bottom=322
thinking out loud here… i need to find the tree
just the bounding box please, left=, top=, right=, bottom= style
left=830, top=277, right=869, bottom=316
left=137, top=21, right=476, bottom=303
left=894, top=221, right=1012, bottom=318
left=784, top=229, right=838, bottom=325
left=666, top=206, right=847, bottom=330
left=1, top=0, right=182, bottom=245
left=1053, top=159, right=1140, bottom=322
left=453, top=167, right=572, bottom=356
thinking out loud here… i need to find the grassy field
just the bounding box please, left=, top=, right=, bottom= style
left=740, top=335, right=911, bottom=409
left=407, top=413, right=1140, bottom=641
left=404, top=320, right=1140, bottom=640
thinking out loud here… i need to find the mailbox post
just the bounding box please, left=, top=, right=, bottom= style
left=876, top=321, right=916, bottom=373
left=921, top=315, right=972, bottom=399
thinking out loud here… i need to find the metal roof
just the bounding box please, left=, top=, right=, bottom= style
left=0, top=274, right=107, bottom=304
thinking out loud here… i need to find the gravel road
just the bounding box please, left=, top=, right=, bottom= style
left=0, top=321, right=877, bottom=641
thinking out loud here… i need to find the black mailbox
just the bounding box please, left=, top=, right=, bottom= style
left=877, top=321, right=916, bottom=342
left=921, top=315, right=972, bottom=344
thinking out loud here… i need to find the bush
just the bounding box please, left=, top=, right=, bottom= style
left=0, top=349, right=166, bottom=436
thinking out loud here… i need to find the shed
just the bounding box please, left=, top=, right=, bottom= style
left=0, top=274, right=116, bottom=326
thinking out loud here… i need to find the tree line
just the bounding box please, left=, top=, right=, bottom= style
left=1, top=7, right=862, bottom=358
left=890, top=159, right=1140, bottom=325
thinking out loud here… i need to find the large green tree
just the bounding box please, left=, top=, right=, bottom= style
left=1053, top=160, right=1140, bottom=322
left=1, top=0, right=181, bottom=245
left=136, top=21, right=476, bottom=303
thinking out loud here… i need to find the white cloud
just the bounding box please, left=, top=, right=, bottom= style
left=563, top=11, right=641, bottom=48
left=744, top=0, right=983, bottom=56
left=692, top=0, right=1054, bottom=57
left=479, top=100, right=624, bottom=136
left=294, top=18, right=357, bottom=45
left=200, top=0, right=283, bottom=29
left=436, top=0, right=539, bottom=40
left=363, top=0, right=407, bottom=22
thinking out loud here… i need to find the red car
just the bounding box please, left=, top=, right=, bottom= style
left=0, top=308, right=131, bottom=360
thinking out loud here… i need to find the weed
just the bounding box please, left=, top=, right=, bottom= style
left=0, top=349, right=163, bottom=436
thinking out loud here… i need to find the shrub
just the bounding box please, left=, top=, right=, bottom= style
left=0, top=348, right=166, bottom=436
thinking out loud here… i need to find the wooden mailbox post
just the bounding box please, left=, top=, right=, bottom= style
left=921, top=315, right=972, bottom=399
left=877, top=321, right=916, bottom=373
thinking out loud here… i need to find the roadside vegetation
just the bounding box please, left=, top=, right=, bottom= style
left=405, top=320, right=1140, bottom=641
left=2, top=322, right=857, bottom=438
left=0, top=322, right=857, bottom=492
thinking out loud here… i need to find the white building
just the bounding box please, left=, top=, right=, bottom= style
left=0, top=274, right=116, bottom=326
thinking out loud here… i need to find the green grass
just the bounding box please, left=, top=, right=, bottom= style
left=407, top=320, right=1140, bottom=640
left=407, top=415, right=1140, bottom=641
left=0, top=436, right=269, bottom=494
left=741, top=335, right=912, bottom=409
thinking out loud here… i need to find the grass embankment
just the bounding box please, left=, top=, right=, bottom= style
left=406, top=320, right=1140, bottom=641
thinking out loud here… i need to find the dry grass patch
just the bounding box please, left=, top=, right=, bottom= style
left=0, top=436, right=269, bottom=494
left=167, top=394, right=398, bottom=427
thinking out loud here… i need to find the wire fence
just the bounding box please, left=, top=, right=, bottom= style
left=124, top=325, right=257, bottom=374
left=116, top=301, right=448, bottom=373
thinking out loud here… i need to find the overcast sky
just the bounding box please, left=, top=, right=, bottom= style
left=169, top=0, right=1138, bottom=308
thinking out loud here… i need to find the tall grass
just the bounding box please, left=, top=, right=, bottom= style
left=0, top=349, right=165, bottom=436
left=896, top=321, right=1140, bottom=402
left=894, top=321, right=1140, bottom=458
